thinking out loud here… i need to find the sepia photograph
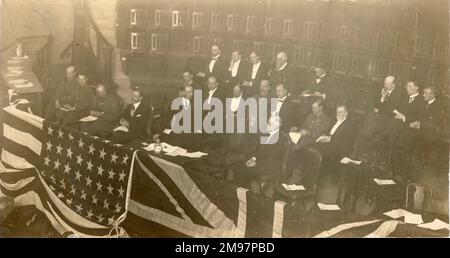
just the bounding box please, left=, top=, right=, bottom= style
left=0, top=0, right=449, bottom=244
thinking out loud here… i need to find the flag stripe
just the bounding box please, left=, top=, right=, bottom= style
left=3, top=107, right=43, bottom=138
left=0, top=169, right=36, bottom=184
left=1, top=148, right=36, bottom=169
left=3, top=123, right=41, bottom=155
left=2, top=138, right=41, bottom=168
left=272, top=200, right=286, bottom=238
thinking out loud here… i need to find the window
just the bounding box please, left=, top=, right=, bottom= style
left=193, top=12, right=202, bottom=28
left=377, top=31, right=393, bottom=51
left=155, top=10, right=162, bottom=26
left=265, top=17, right=277, bottom=34
left=283, top=19, right=294, bottom=36
left=172, top=11, right=184, bottom=27
left=351, top=56, right=368, bottom=77
left=130, top=9, right=144, bottom=26
left=151, top=34, right=164, bottom=51
left=227, top=15, right=234, bottom=30
left=233, top=40, right=252, bottom=55
left=131, top=32, right=144, bottom=50
left=246, top=16, right=256, bottom=33
left=253, top=42, right=273, bottom=60
left=370, top=59, right=389, bottom=80
left=193, top=37, right=200, bottom=52
left=303, top=21, right=319, bottom=39
left=320, top=23, right=337, bottom=40
left=211, top=13, right=219, bottom=29
left=294, top=47, right=312, bottom=68
left=333, top=52, right=351, bottom=74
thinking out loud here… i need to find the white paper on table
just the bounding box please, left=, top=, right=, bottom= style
left=113, top=125, right=129, bottom=132
left=141, top=142, right=149, bottom=146
left=143, top=143, right=155, bottom=151
left=6, top=73, right=19, bottom=77
left=418, top=219, right=450, bottom=231
left=289, top=132, right=302, bottom=144
left=8, top=60, right=22, bottom=64
left=404, top=213, right=424, bottom=225
left=317, top=203, right=341, bottom=211
left=7, top=66, right=24, bottom=70
left=14, top=82, right=34, bottom=88
left=315, top=135, right=329, bottom=143
left=340, top=157, right=362, bottom=165
left=160, top=142, right=178, bottom=153
left=9, top=79, right=28, bottom=84
left=79, top=115, right=98, bottom=122
left=282, top=183, right=305, bottom=191
left=383, top=209, right=412, bottom=219
left=165, top=147, right=188, bottom=157
left=181, top=151, right=208, bottom=158
left=373, top=178, right=396, bottom=185
left=12, top=55, right=29, bottom=60
left=163, top=129, right=173, bottom=134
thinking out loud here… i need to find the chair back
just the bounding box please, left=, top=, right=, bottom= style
left=406, top=183, right=433, bottom=212
left=298, top=148, right=322, bottom=192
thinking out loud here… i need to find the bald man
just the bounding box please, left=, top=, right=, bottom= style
left=79, top=84, right=121, bottom=137
left=268, top=52, right=298, bottom=97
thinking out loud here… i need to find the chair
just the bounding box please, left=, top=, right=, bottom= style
left=405, top=183, right=433, bottom=212
left=273, top=147, right=322, bottom=211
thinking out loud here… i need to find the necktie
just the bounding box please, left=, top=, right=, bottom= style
left=409, top=96, right=415, bottom=104
left=130, top=104, right=136, bottom=117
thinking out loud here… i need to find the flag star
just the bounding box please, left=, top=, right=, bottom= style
left=75, top=204, right=83, bottom=213
left=57, top=192, right=64, bottom=198
left=99, top=148, right=106, bottom=159
left=70, top=185, right=76, bottom=195
left=108, top=217, right=115, bottom=225
left=85, top=176, right=92, bottom=187
left=110, top=152, right=118, bottom=164
left=49, top=184, right=56, bottom=191
left=78, top=138, right=85, bottom=149
left=114, top=144, right=123, bottom=147
left=59, top=179, right=66, bottom=189
left=86, top=160, right=93, bottom=171
left=117, top=186, right=125, bottom=198
left=47, top=125, right=54, bottom=135
left=75, top=170, right=82, bottom=181
left=46, top=141, right=53, bottom=151
left=68, top=132, right=74, bottom=141
left=56, top=144, right=63, bottom=155
left=76, top=154, right=83, bottom=166
left=103, top=198, right=110, bottom=210
left=102, top=139, right=111, bottom=144
left=80, top=190, right=87, bottom=200
left=44, top=156, right=51, bottom=166
left=92, top=195, right=98, bottom=205
left=88, top=144, right=95, bottom=155
left=96, top=214, right=104, bottom=223
left=97, top=165, right=104, bottom=176
left=54, top=159, right=61, bottom=170
left=58, top=128, right=64, bottom=139
left=118, top=171, right=126, bottom=182
left=96, top=181, right=103, bottom=192
left=49, top=174, right=56, bottom=182
left=122, top=154, right=129, bottom=165
left=66, top=147, right=73, bottom=159
left=108, top=169, right=116, bottom=180
left=107, top=184, right=114, bottom=195
left=114, top=202, right=122, bottom=213
left=86, top=209, right=94, bottom=219
left=66, top=198, right=73, bottom=205
left=63, top=163, right=71, bottom=174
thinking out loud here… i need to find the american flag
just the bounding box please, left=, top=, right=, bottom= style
left=40, top=121, right=134, bottom=228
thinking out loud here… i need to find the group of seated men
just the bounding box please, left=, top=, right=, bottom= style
left=43, top=45, right=446, bottom=194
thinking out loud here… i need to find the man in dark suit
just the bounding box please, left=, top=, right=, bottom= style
left=302, top=63, right=338, bottom=116
left=224, top=50, right=246, bottom=92
left=314, top=104, right=356, bottom=163
left=274, top=84, right=297, bottom=132
left=236, top=116, right=289, bottom=188
left=392, top=81, right=425, bottom=180
left=111, top=89, right=150, bottom=144
left=420, top=86, right=444, bottom=143
left=79, top=84, right=121, bottom=137
left=182, top=70, right=202, bottom=91
left=268, top=52, right=298, bottom=97
left=242, top=52, right=269, bottom=97
left=196, top=45, right=228, bottom=86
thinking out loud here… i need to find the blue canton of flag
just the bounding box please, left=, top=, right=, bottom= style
left=40, top=121, right=134, bottom=228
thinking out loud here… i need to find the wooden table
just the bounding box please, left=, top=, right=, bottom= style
left=0, top=40, right=46, bottom=115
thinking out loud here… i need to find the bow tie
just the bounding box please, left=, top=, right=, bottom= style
left=211, top=57, right=218, bottom=61
left=278, top=99, right=284, bottom=103
left=409, top=96, right=415, bottom=103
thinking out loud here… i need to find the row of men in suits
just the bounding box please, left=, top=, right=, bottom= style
left=372, top=75, right=445, bottom=178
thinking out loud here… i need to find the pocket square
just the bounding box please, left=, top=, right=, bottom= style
left=136, top=114, right=142, bottom=117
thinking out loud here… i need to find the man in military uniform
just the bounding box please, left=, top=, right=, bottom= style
left=55, top=74, right=94, bottom=127
left=79, top=84, right=121, bottom=137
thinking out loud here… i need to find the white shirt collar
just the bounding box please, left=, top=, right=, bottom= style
left=278, top=96, right=287, bottom=101
left=428, top=98, right=436, bottom=104
left=277, top=62, right=287, bottom=71
left=209, top=88, right=217, bottom=94
left=212, top=55, right=220, bottom=60
left=410, top=93, right=419, bottom=98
